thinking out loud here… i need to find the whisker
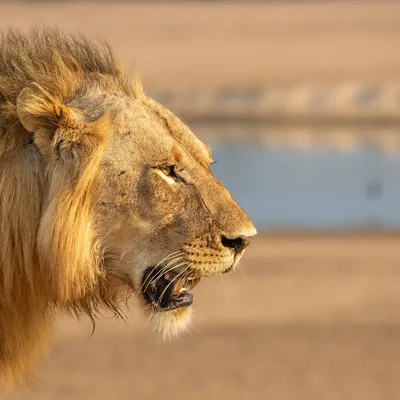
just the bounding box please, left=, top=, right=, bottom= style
left=236, top=260, right=249, bottom=280
left=148, top=260, right=191, bottom=296
left=142, top=255, right=185, bottom=293
left=139, top=252, right=183, bottom=293
left=157, top=263, right=192, bottom=305
left=141, top=251, right=181, bottom=288
left=220, top=274, right=231, bottom=301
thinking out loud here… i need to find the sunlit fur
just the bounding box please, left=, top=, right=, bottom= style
left=0, top=29, right=133, bottom=386
left=0, top=28, right=256, bottom=386
left=148, top=307, right=193, bottom=341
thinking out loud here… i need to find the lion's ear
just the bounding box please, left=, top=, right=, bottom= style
left=16, top=83, right=109, bottom=161
left=16, top=82, right=72, bottom=133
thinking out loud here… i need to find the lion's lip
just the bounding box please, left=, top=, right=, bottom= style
left=141, top=267, right=201, bottom=312
left=223, top=250, right=244, bottom=273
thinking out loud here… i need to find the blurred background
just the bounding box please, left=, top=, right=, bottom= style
left=3, top=1, right=400, bottom=399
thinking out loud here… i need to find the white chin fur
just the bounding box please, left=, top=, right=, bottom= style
left=147, top=306, right=192, bottom=341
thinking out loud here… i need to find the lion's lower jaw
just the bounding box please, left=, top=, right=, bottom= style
left=147, top=306, right=192, bottom=341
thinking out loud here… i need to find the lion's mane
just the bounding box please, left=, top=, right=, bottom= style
left=0, top=29, right=137, bottom=386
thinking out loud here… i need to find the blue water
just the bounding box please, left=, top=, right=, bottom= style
left=210, top=144, right=400, bottom=230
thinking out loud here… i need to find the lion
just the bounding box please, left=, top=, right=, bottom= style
left=0, top=28, right=256, bottom=386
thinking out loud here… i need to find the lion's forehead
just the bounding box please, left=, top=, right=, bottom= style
left=113, top=98, right=212, bottom=168
left=141, top=97, right=212, bottom=167
left=170, top=134, right=212, bottom=169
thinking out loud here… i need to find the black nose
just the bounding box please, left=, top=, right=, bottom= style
left=221, top=235, right=250, bottom=253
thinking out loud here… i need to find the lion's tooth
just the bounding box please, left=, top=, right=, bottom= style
left=174, top=279, right=185, bottom=295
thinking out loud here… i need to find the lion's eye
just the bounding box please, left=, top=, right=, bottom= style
left=160, top=165, right=179, bottom=181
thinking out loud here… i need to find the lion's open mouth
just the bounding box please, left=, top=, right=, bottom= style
left=141, top=267, right=201, bottom=312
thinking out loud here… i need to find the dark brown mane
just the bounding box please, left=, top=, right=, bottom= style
left=0, top=28, right=131, bottom=102
left=0, top=28, right=138, bottom=151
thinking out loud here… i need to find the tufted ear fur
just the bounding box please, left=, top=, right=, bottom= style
left=17, top=82, right=67, bottom=133
left=17, top=82, right=109, bottom=162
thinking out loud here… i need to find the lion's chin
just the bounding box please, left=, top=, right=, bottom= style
left=147, top=306, right=192, bottom=340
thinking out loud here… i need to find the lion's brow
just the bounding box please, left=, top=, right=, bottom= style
left=143, top=99, right=212, bottom=167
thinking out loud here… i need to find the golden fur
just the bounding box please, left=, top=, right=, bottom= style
left=0, top=29, right=256, bottom=386
left=0, top=29, right=123, bottom=385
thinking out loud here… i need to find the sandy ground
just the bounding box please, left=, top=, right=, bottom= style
left=0, top=1, right=399, bottom=91
left=4, top=234, right=400, bottom=400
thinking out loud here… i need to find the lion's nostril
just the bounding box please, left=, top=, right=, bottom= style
left=221, top=235, right=249, bottom=252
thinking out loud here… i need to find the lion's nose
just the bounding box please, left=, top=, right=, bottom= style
left=221, top=235, right=251, bottom=253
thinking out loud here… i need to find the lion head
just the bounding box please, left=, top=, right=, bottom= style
left=0, top=29, right=256, bottom=384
